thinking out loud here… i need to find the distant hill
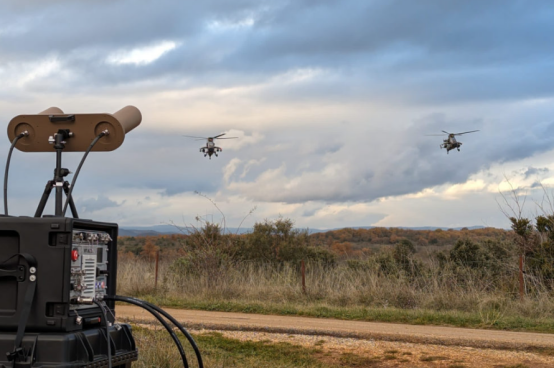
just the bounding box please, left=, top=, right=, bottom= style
left=118, top=229, right=163, bottom=237
left=119, top=224, right=487, bottom=237
left=119, top=224, right=252, bottom=236
left=317, top=226, right=486, bottom=232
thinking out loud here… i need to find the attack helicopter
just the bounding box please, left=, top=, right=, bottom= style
left=183, top=133, right=238, bottom=159
left=426, top=130, right=479, bottom=154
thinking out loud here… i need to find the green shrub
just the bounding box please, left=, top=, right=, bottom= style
left=235, top=218, right=335, bottom=265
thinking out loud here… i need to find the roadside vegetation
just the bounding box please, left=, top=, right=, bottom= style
left=132, top=326, right=552, bottom=368
left=117, top=216, right=554, bottom=333
left=133, top=327, right=328, bottom=368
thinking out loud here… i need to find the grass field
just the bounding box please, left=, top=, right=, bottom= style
left=133, top=326, right=339, bottom=367
left=124, top=297, right=554, bottom=334
left=117, top=258, right=554, bottom=333
left=131, top=325, right=554, bottom=368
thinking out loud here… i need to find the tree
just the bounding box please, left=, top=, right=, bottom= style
left=237, top=218, right=335, bottom=265
left=530, top=215, right=554, bottom=283
left=141, top=237, right=159, bottom=260
left=393, top=239, right=416, bottom=265
left=510, top=217, right=534, bottom=300
left=392, top=239, right=421, bottom=276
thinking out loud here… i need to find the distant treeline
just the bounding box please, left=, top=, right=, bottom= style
left=310, top=227, right=511, bottom=247
left=117, top=224, right=511, bottom=259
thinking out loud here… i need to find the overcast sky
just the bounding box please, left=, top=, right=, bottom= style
left=1, top=0, right=554, bottom=230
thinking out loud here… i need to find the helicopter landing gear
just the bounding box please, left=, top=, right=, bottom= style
left=457, top=148, right=460, bottom=151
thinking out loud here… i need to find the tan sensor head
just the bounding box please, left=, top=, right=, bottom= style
left=7, top=106, right=142, bottom=152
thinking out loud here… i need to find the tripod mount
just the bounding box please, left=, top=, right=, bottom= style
left=34, top=129, right=79, bottom=218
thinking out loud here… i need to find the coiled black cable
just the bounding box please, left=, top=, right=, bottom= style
left=94, top=299, right=113, bottom=368
left=4, top=132, right=27, bottom=215
left=112, top=295, right=204, bottom=368
left=103, top=296, right=190, bottom=367
left=62, top=131, right=107, bottom=217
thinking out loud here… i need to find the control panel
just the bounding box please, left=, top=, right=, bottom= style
left=70, top=229, right=111, bottom=308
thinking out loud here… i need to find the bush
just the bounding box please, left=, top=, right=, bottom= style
left=527, top=241, right=554, bottom=282
left=235, top=218, right=335, bottom=265
left=169, top=222, right=235, bottom=286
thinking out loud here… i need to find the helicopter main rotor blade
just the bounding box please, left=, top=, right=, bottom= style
left=216, top=137, right=238, bottom=139
left=453, top=130, right=480, bottom=136
left=441, top=130, right=452, bottom=135
left=213, top=133, right=227, bottom=138
left=183, top=135, right=209, bottom=139
left=425, top=134, right=447, bottom=136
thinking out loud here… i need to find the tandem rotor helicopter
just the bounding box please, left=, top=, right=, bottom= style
left=426, top=130, right=479, bottom=154
left=183, top=133, right=238, bottom=159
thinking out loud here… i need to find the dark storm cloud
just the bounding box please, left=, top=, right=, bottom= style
left=2, top=0, right=554, bottom=103
left=3, top=0, right=554, bottom=217
left=524, top=166, right=550, bottom=180
left=0, top=1, right=256, bottom=57
left=224, top=112, right=554, bottom=204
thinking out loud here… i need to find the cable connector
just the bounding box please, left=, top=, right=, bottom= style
left=6, top=347, right=25, bottom=363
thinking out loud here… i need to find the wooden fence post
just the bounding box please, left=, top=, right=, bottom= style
left=301, top=259, right=306, bottom=294
left=155, top=250, right=160, bottom=290
left=519, top=254, right=524, bottom=301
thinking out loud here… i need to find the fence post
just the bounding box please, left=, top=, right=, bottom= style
left=155, top=250, right=160, bottom=290
left=301, top=259, right=306, bottom=294
left=519, top=254, right=524, bottom=301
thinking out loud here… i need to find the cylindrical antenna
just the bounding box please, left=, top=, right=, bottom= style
left=112, top=106, right=142, bottom=134
left=7, top=106, right=142, bottom=152
left=38, top=107, right=64, bottom=115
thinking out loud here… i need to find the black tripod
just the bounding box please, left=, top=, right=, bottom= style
left=34, top=129, right=79, bottom=218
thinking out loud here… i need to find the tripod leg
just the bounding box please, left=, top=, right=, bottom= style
left=34, top=180, right=54, bottom=217
left=63, top=182, right=79, bottom=219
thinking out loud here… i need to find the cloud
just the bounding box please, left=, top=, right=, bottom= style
left=240, top=158, right=265, bottom=178
left=78, top=195, right=122, bottom=213
left=217, top=129, right=264, bottom=151
left=221, top=111, right=554, bottom=204
left=523, top=166, right=549, bottom=179
left=223, top=158, right=242, bottom=183
left=2, top=0, right=554, bottom=230
left=1, top=0, right=554, bottom=104
left=106, top=41, right=179, bottom=66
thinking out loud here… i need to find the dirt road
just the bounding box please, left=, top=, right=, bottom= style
left=115, top=306, right=554, bottom=351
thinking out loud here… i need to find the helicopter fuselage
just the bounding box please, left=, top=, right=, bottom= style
left=440, top=135, right=462, bottom=153
left=429, top=130, right=477, bottom=154
left=184, top=133, right=237, bottom=159
left=200, top=140, right=222, bottom=159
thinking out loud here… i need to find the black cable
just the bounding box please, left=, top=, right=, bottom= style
left=4, top=132, right=27, bottom=215
left=62, top=132, right=106, bottom=217
left=104, top=296, right=189, bottom=368
left=94, top=299, right=113, bottom=368
left=120, top=296, right=204, bottom=368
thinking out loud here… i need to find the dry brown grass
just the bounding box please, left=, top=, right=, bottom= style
left=116, top=256, right=554, bottom=329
